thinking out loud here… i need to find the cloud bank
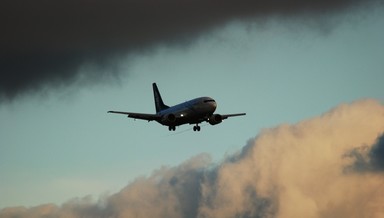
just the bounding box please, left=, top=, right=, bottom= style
left=1, top=0, right=382, bottom=100
left=1, top=99, right=384, bottom=217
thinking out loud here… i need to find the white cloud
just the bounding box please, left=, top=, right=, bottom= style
left=1, top=99, right=384, bottom=218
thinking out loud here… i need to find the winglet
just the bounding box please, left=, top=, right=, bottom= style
left=152, top=83, right=169, bottom=113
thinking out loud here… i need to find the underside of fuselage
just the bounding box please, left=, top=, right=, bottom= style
left=156, top=97, right=217, bottom=131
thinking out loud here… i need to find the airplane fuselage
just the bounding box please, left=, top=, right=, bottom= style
left=156, top=97, right=217, bottom=126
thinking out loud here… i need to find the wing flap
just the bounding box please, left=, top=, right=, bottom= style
left=108, top=111, right=160, bottom=121
left=221, top=113, right=246, bottom=120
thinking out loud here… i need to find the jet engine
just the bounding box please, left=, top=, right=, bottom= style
left=208, top=114, right=223, bottom=125
left=161, top=113, right=177, bottom=124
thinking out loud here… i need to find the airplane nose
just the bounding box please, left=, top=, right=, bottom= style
left=212, top=101, right=217, bottom=109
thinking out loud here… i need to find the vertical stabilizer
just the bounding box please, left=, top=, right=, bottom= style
left=153, top=83, right=169, bottom=113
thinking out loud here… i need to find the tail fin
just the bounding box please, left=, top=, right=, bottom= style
left=153, top=83, right=169, bottom=113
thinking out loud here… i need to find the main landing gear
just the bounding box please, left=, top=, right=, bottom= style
left=168, top=125, right=200, bottom=131
left=193, top=125, right=201, bottom=131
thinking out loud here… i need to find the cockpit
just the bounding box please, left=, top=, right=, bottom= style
left=203, top=99, right=216, bottom=103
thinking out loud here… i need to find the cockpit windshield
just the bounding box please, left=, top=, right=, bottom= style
left=203, top=99, right=216, bottom=103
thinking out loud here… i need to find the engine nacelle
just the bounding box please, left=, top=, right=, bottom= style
left=161, top=113, right=176, bottom=124
left=208, top=114, right=222, bottom=125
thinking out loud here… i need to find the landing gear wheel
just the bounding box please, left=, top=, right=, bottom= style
left=193, top=125, right=201, bottom=131
left=168, top=126, right=176, bottom=131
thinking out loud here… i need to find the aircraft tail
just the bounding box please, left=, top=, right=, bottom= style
left=153, top=83, right=169, bottom=113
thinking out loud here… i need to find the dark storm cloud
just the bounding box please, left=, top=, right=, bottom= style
left=369, top=134, right=384, bottom=170
left=346, top=133, right=384, bottom=173
left=0, top=0, right=381, bottom=100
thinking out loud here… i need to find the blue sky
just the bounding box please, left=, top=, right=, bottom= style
left=1, top=7, right=384, bottom=209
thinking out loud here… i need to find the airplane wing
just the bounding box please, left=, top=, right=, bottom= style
left=108, top=111, right=160, bottom=121
left=221, top=113, right=246, bottom=120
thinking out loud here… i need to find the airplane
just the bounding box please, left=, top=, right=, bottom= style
left=108, top=83, right=246, bottom=131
